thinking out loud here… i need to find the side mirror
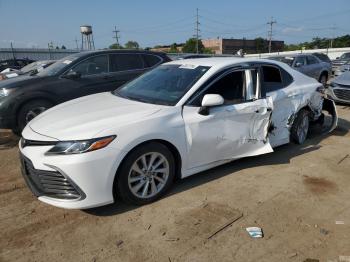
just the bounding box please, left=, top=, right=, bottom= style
left=336, top=57, right=339, bottom=59
left=63, top=71, right=81, bottom=80
left=199, top=94, right=224, bottom=115
left=294, top=62, right=303, bottom=68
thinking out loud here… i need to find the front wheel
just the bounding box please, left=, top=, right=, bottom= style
left=291, top=109, right=310, bottom=144
left=17, top=100, right=53, bottom=133
left=116, top=142, right=175, bottom=205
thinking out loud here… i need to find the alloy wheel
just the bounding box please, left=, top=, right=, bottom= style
left=25, top=107, right=47, bottom=123
left=127, top=152, right=170, bottom=199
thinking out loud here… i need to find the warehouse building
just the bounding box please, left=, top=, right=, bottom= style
left=202, top=38, right=284, bottom=54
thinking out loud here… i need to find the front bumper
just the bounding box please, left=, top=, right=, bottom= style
left=19, top=132, right=127, bottom=209
left=326, top=86, right=350, bottom=104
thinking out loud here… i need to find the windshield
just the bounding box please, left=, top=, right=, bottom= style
left=114, top=64, right=210, bottom=106
left=36, top=55, right=80, bottom=77
left=340, top=53, right=350, bottom=59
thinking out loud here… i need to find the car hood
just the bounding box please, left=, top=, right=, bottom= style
left=332, top=71, right=350, bottom=86
left=28, top=92, right=164, bottom=140
left=0, top=74, right=50, bottom=89
left=332, top=59, right=350, bottom=66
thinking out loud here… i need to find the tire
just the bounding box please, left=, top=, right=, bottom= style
left=291, top=109, right=310, bottom=145
left=319, top=73, right=327, bottom=87
left=116, top=142, right=175, bottom=205
left=11, top=128, right=21, bottom=137
left=16, top=100, right=53, bottom=133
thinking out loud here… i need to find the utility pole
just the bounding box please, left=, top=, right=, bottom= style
left=194, top=8, right=201, bottom=54
left=75, top=37, right=79, bottom=50
left=267, top=17, right=277, bottom=53
left=10, top=42, right=16, bottom=60
left=330, top=24, right=337, bottom=48
left=113, top=26, right=120, bottom=47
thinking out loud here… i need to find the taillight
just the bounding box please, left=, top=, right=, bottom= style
left=316, top=86, right=326, bottom=95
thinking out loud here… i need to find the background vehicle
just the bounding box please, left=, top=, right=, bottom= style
left=0, top=58, right=35, bottom=72
left=269, top=54, right=331, bottom=85
left=0, top=60, right=56, bottom=81
left=0, top=50, right=171, bottom=135
left=334, top=60, right=350, bottom=77
left=19, top=57, right=336, bottom=209
left=332, top=52, right=350, bottom=75
left=326, top=71, right=350, bottom=104
left=312, top=52, right=332, bottom=64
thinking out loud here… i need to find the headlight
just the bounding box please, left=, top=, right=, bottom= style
left=330, top=82, right=338, bottom=88
left=45, top=135, right=116, bottom=155
left=0, top=88, right=9, bottom=97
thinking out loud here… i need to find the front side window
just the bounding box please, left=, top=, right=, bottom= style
left=197, top=71, right=246, bottom=105
left=307, top=56, right=318, bottom=65
left=70, top=55, right=108, bottom=76
left=114, top=64, right=210, bottom=105
left=294, top=56, right=306, bottom=67
left=109, top=54, right=144, bottom=72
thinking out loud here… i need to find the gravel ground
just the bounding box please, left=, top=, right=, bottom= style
left=1, top=105, right=350, bottom=262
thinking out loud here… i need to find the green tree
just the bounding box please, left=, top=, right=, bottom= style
left=125, top=41, right=140, bottom=49
left=182, top=38, right=205, bottom=53
left=61, top=45, right=66, bottom=49
left=109, top=43, right=123, bottom=49
left=254, top=37, right=266, bottom=53
left=169, top=43, right=178, bottom=53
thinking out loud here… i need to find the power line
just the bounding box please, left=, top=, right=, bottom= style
left=267, top=17, right=277, bottom=53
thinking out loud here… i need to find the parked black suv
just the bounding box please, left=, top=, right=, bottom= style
left=0, top=50, right=170, bottom=135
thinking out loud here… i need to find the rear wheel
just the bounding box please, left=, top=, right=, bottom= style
left=16, top=100, right=53, bottom=133
left=116, top=142, right=175, bottom=205
left=319, top=73, right=327, bottom=87
left=291, top=109, right=310, bottom=144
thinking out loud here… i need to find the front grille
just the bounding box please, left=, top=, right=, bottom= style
left=333, top=88, right=350, bottom=101
left=20, top=154, right=83, bottom=200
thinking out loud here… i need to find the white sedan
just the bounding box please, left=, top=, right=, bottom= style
left=19, top=58, right=337, bottom=209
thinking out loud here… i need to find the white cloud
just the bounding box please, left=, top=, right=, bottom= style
left=282, top=27, right=304, bottom=34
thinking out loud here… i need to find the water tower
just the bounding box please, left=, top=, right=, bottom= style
left=80, top=25, right=95, bottom=50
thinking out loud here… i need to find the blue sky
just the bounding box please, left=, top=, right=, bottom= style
left=0, top=0, right=349, bottom=49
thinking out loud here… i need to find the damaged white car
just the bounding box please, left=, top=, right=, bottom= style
left=19, top=58, right=337, bottom=209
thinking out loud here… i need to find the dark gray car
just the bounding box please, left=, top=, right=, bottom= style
left=269, top=54, right=331, bottom=85
left=326, top=71, right=350, bottom=104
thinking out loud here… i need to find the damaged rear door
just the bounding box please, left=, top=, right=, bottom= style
left=182, top=67, right=273, bottom=170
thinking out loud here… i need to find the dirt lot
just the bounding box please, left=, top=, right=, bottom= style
left=1, top=106, right=350, bottom=262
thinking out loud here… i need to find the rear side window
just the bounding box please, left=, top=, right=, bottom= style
left=143, top=54, right=162, bottom=68
left=307, top=56, right=318, bottom=65
left=109, top=54, right=144, bottom=72
left=261, top=65, right=283, bottom=93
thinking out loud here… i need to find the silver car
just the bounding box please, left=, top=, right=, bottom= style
left=326, top=71, right=350, bottom=104
left=332, top=52, right=350, bottom=76
left=334, top=60, right=350, bottom=77
left=269, top=54, right=332, bottom=86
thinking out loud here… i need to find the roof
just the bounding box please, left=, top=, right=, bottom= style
left=166, top=56, right=287, bottom=69
left=75, top=49, right=168, bottom=57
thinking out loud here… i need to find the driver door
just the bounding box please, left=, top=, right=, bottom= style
left=182, top=68, right=273, bottom=170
